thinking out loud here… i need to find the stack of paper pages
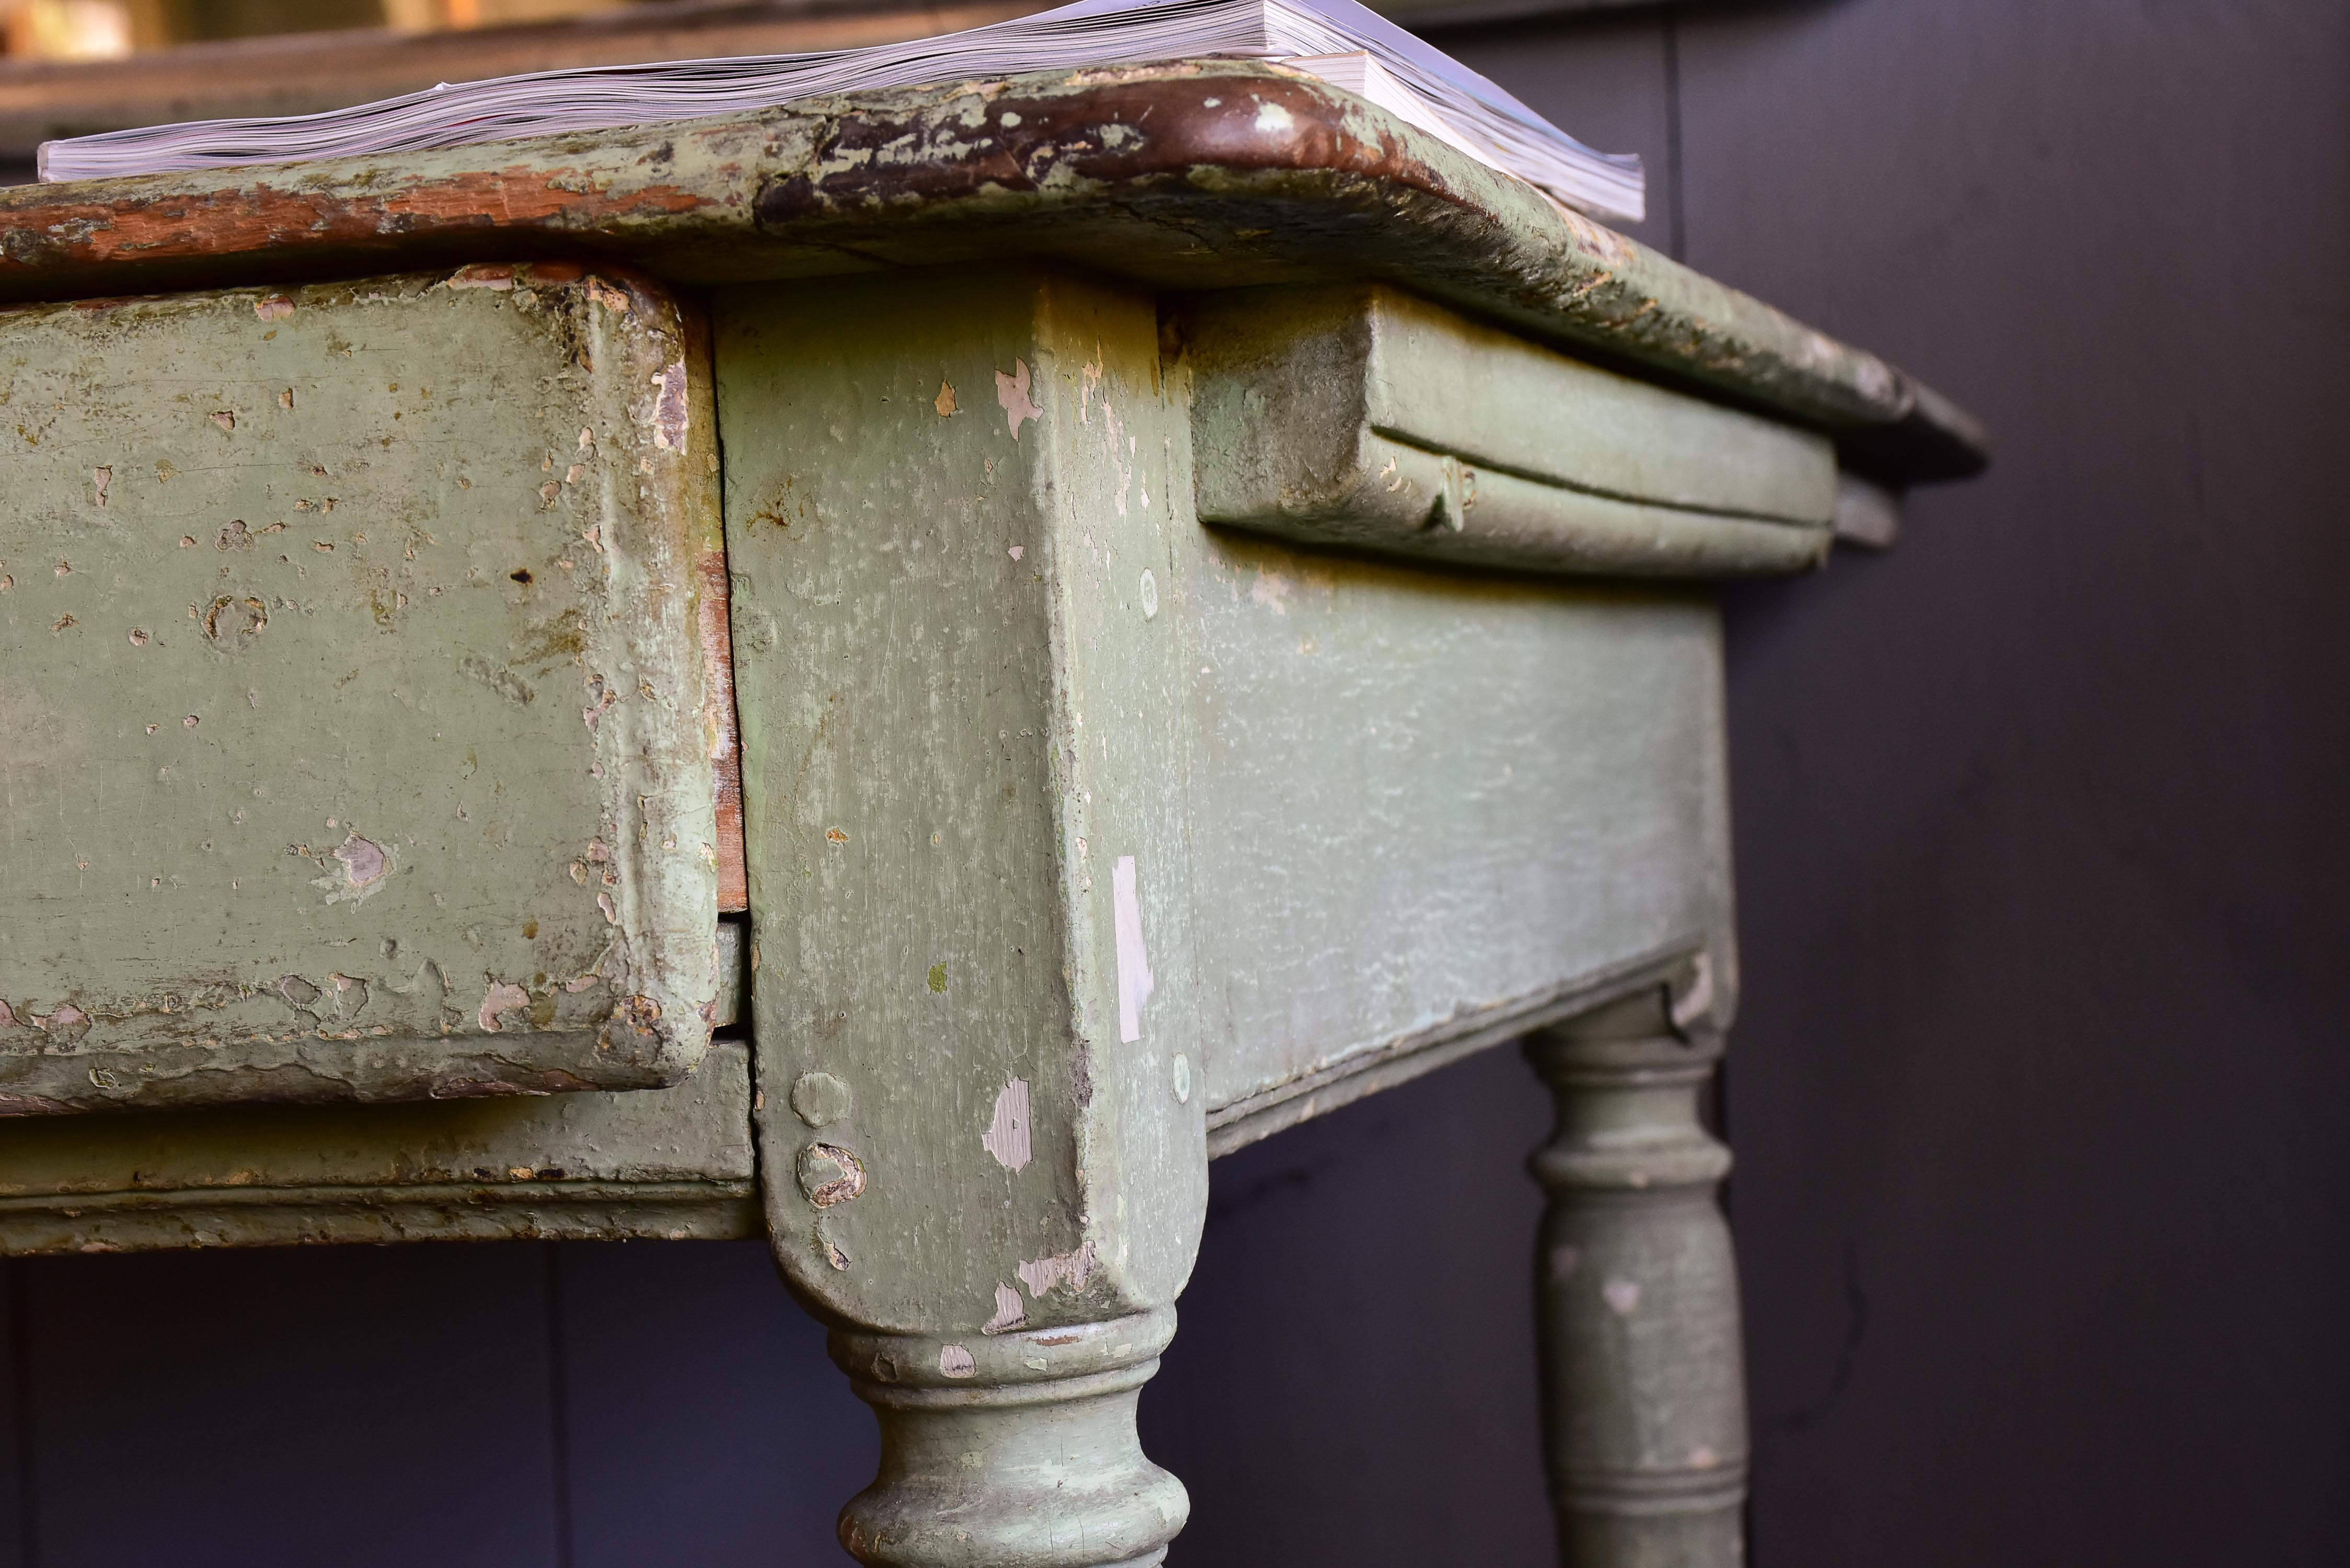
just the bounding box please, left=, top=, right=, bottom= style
left=37, top=0, right=1644, bottom=222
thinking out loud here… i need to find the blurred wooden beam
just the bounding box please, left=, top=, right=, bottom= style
left=0, top=0, right=1035, bottom=159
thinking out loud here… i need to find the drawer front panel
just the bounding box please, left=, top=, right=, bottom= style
left=1186, top=285, right=1838, bottom=577
left=1180, top=530, right=1733, bottom=1128
left=0, top=263, right=724, bottom=1113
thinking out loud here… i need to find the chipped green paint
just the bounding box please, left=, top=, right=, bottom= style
left=0, top=1039, right=758, bottom=1253
left=0, top=262, right=723, bottom=1112
left=721, top=266, right=1203, bottom=1566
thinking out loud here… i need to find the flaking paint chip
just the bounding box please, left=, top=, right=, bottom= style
left=934, top=379, right=958, bottom=417
left=994, top=359, right=1041, bottom=440
left=981, top=1283, right=1027, bottom=1336
left=981, top=1079, right=1031, bottom=1171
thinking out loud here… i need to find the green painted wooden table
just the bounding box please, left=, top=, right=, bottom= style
left=0, top=61, right=1983, bottom=1567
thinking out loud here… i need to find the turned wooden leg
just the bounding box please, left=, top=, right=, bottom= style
left=832, top=1309, right=1186, bottom=1567
left=1525, top=989, right=1748, bottom=1567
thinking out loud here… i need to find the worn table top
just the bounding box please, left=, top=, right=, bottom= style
left=0, top=60, right=1983, bottom=487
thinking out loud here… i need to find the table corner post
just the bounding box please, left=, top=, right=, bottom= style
left=716, top=261, right=1207, bottom=1566
left=1522, top=966, right=1749, bottom=1565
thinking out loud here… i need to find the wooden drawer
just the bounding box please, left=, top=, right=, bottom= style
left=1183, top=285, right=1838, bottom=578
left=0, top=264, right=731, bottom=1113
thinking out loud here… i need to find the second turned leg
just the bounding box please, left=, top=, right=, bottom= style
left=1524, top=990, right=1749, bottom=1567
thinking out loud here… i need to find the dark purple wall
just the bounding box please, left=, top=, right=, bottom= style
left=5, top=2, right=2345, bottom=1562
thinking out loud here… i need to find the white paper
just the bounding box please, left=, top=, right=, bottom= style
left=37, top=0, right=1641, bottom=221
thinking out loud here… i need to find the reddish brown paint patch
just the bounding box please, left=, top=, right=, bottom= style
left=696, top=546, right=748, bottom=913
left=758, top=74, right=1449, bottom=222
left=0, top=167, right=715, bottom=285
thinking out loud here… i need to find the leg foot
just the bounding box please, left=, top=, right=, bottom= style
left=1526, top=992, right=1748, bottom=1567
left=832, top=1308, right=1187, bottom=1568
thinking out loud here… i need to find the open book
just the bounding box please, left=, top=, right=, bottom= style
left=36, top=0, right=1644, bottom=223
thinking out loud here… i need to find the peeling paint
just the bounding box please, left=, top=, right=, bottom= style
left=797, top=1142, right=867, bottom=1207
left=0, top=264, right=722, bottom=1114
left=939, top=1344, right=976, bottom=1378
left=332, top=832, right=387, bottom=889
left=1016, top=1241, right=1097, bottom=1299
left=478, top=981, right=531, bottom=1032
left=1603, top=1277, right=1642, bottom=1316
left=980, top=1078, right=1032, bottom=1171
left=462, top=654, right=534, bottom=707
left=1112, top=855, right=1154, bottom=1043
left=650, top=360, right=689, bottom=449
left=981, top=1282, right=1028, bottom=1335
left=1670, top=951, right=1715, bottom=1032
left=995, top=358, right=1041, bottom=440
left=446, top=264, right=515, bottom=291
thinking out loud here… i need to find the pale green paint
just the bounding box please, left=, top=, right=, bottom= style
left=1526, top=992, right=1747, bottom=1566
left=1176, top=529, right=1736, bottom=1127
left=0, top=264, right=723, bottom=1112
left=719, top=267, right=1205, bottom=1566
left=715, top=915, right=746, bottom=1028
left=1185, top=284, right=1840, bottom=557
left=1184, top=283, right=1835, bottom=577
left=833, top=1308, right=1185, bottom=1568
left=0, top=1039, right=756, bottom=1253
left=720, top=267, right=1206, bottom=1336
